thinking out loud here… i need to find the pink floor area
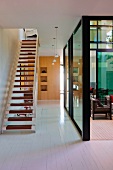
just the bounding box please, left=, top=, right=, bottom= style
left=90, top=117, right=113, bottom=140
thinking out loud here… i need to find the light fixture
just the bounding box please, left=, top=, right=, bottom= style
left=53, top=59, right=56, bottom=62
left=55, top=27, right=59, bottom=58
left=55, top=54, right=59, bottom=58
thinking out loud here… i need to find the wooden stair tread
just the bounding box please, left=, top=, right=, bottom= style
left=21, top=44, right=36, bottom=46
left=20, top=50, right=36, bottom=52
left=19, top=54, right=35, bottom=56
left=21, top=42, right=36, bottom=43
left=9, top=110, right=33, bottom=113
left=21, top=41, right=36, bottom=43
left=16, top=75, right=34, bottom=77
left=6, top=125, right=32, bottom=130
left=17, top=65, right=34, bottom=68
left=12, top=96, right=33, bottom=99
left=18, top=61, right=35, bottom=63
left=17, top=70, right=34, bottom=72
left=21, top=46, right=36, bottom=48
left=15, top=80, right=33, bottom=82
left=18, top=60, right=35, bottom=62
left=10, top=103, right=33, bottom=106
left=8, top=117, right=32, bottom=121
left=19, top=57, right=35, bottom=59
left=20, top=53, right=35, bottom=55
left=22, top=40, right=36, bottom=41
left=14, top=85, right=33, bottom=87
left=13, top=90, right=33, bottom=93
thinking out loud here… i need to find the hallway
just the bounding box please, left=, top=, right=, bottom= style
left=0, top=99, right=113, bottom=170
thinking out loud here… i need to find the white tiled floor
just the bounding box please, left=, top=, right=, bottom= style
left=1, top=96, right=113, bottom=170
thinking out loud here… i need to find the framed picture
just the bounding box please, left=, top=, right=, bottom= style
left=73, top=67, right=78, bottom=73
left=73, top=84, right=79, bottom=90
left=73, top=76, right=78, bottom=82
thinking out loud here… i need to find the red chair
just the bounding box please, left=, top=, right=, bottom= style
left=110, top=95, right=113, bottom=103
left=90, top=87, right=94, bottom=93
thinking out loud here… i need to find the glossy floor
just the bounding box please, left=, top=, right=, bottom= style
left=0, top=97, right=113, bottom=170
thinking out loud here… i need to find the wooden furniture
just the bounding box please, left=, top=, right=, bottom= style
left=105, top=95, right=113, bottom=114
left=38, top=56, right=60, bottom=100
left=91, top=98, right=111, bottom=120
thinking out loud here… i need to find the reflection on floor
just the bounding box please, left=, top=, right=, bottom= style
left=0, top=96, right=113, bottom=169
left=73, top=96, right=82, bottom=130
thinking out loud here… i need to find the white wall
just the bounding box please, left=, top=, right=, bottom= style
left=19, top=29, right=25, bottom=40
left=0, top=29, right=19, bottom=132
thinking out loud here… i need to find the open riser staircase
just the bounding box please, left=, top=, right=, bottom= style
left=2, top=39, right=37, bottom=132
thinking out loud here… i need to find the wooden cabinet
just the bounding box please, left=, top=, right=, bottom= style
left=38, top=56, right=60, bottom=100
left=40, top=67, right=47, bottom=74
left=40, top=67, right=48, bottom=92
left=40, top=76, right=47, bottom=83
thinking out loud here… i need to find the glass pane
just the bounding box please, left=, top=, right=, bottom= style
left=90, top=43, right=97, bottom=49
left=73, top=25, right=83, bottom=131
left=98, top=20, right=112, bottom=25
left=97, top=52, right=113, bottom=101
left=65, top=45, right=69, bottom=111
left=98, top=43, right=112, bottom=49
left=98, top=26, right=113, bottom=42
left=90, top=51, right=96, bottom=90
left=90, top=27, right=97, bottom=41
left=90, top=21, right=97, bottom=25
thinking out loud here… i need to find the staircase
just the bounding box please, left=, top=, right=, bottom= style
left=2, top=39, right=38, bottom=132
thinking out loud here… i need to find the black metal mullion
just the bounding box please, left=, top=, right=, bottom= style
left=82, top=16, right=90, bottom=141
left=96, top=50, right=98, bottom=98
left=97, top=20, right=99, bottom=50
left=69, top=36, right=73, bottom=119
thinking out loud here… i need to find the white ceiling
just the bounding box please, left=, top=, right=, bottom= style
left=0, top=0, right=113, bottom=56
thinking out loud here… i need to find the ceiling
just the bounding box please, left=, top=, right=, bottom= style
left=0, top=0, right=113, bottom=56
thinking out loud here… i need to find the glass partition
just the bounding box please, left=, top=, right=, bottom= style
left=90, top=19, right=113, bottom=98
left=63, top=17, right=113, bottom=140
left=73, top=25, right=83, bottom=131
left=90, top=51, right=96, bottom=89
left=90, top=26, right=97, bottom=42
left=97, top=51, right=113, bottom=101
left=64, top=45, right=69, bottom=111
left=90, top=20, right=113, bottom=50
